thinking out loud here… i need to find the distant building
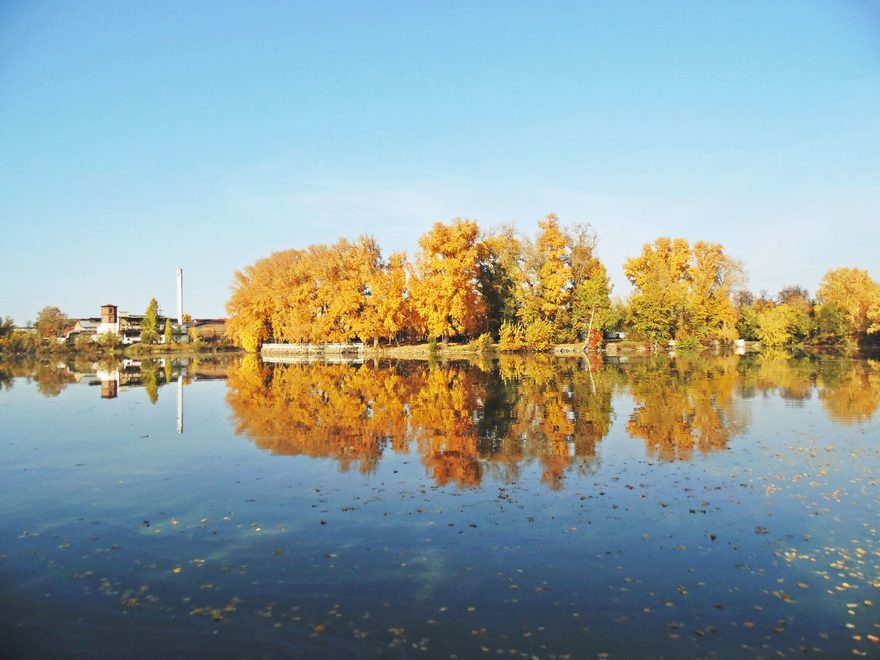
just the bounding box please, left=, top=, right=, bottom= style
left=97, top=304, right=119, bottom=335
left=66, top=304, right=193, bottom=344
left=93, top=304, right=147, bottom=344
left=63, top=319, right=99, bottom=341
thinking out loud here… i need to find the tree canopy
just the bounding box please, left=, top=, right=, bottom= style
left=226, top=216, right=613, bottom=351
left=224, top=219, right=878, bottom=352
left=624, top=238, right=738, bottom=342
left=35, top=306, right=68, bottom=339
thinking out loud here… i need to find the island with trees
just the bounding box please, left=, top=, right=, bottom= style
left=224, top=215, right=880, bottom=354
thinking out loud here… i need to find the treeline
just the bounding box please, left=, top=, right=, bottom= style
left=734, top=270, right=880, bottom=347
left=226, top=215, right=880, bottom=350
left=226, top=215, right=610, bottom=351
left=0, top=302, right=223, bottom=356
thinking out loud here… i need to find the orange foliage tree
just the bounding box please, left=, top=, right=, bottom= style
left=408, top=219, right=487, bottom=341
left=226, top=236, right=412, bottom=350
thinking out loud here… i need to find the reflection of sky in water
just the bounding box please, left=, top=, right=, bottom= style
left=1, top=355, right=879, bottom=657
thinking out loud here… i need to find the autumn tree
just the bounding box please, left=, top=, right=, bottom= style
left=0, top=316, right=15, bottom=339
left=485, top=216, right=611, bottom=346
left=142, top=299, right=159, bottom=344
left=756, top=304, right=802, bottom=347
left=409, top=219, right=487, bottom=341
left=479, top=225, right=523, bottom=335
left=778, top=285, right=812, bottom=315
left=164, top=318, right=173, bottom=344
left=362, top=251, right=413, bottom=347
left=623, top=238, right=692, bottom=341
left=226, top=247, right=322, bottom=350
left=816, top=268, right=880, bottom=336
left=533, top=214, right=573, bottom=335
left=624, top=238, right=738, bottom=342
left=568, top=224, right=611, bottom=342
left=34, top=306, right=68, bottom=339
left=686, top=241, right=739, bottom=341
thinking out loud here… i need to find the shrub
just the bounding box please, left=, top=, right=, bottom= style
left=498, top=322, right=525, bottom=352
left=675, top=336, right=698, bottom=352
left=524, top=319, right=554, bottom=351
left=470, top=333, right=493, bottom=354
left=96, top=332, right=121, bottom=349
left=189, top=327, right=202, bottom=349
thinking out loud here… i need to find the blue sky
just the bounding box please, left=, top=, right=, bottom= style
left=1, top=1, right=878, bottom=323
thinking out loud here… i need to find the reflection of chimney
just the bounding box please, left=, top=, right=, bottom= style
left=176, top=268, right=183, bottom=325
left=176, top=375, right=184, bottom=434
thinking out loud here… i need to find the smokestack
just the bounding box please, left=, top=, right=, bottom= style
left=176, top=268, right=183, bottom=325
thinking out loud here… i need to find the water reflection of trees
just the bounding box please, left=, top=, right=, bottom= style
left=496, top=354, right=615, bottom=488
left=0, top=357, right=196, bottom=401
left=818, top=358, right=880, bottom=423
left=226, top=356, right=616, bottom=489
left=625, top=355, right=748, bottom=461
left=737, top=353, right=880, bottom=423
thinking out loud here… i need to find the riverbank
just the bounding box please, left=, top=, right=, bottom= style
left=0, top=342, right=244, bottom=360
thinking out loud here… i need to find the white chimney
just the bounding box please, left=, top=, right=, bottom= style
left=176, top=268, right=183, bottom=325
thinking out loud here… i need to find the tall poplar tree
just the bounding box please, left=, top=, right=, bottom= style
left=142, top=299, right=159, bottom=344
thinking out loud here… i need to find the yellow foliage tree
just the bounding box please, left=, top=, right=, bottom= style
left=409, top=219, right=487, bottom=341
left=687, top=241, right=739, bottom=340
left=624, top=238, right=739, bottom=342
left=479, top=225, right=524, bottom=334
left=816, top=267, right=880, bottom=336
left=756, top=303, right=802, bottom=347
left=624, top=237, right=692, bottom=341
left=535, top=214, right=573, bottom=333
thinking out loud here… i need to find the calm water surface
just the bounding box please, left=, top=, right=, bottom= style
left=1, top=353, right=879, bottom=658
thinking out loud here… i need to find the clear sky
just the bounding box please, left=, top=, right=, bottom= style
left=1, top=1, right=878, bottom=323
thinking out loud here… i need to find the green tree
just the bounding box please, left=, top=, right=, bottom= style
left=479, top=225, right=523, bottom=336
left=142, top=299, right=159, bottom=344
left=164, top=318, right=173, bottom=345
left=34, top=306, right=68, bottom=339
left=813, top=303, right=847, bottom=345
left=603, top=299, right=628, bottom=333
left=736, top=305, right=761, bottom=341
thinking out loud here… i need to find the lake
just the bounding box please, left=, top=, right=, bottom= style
left=1, top=352, right=879, bottom=658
